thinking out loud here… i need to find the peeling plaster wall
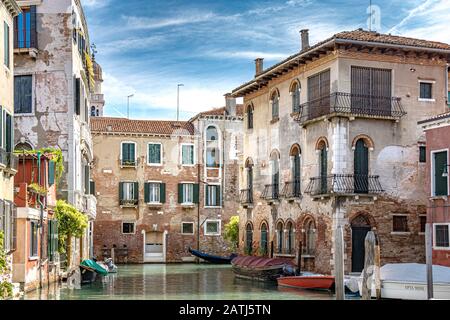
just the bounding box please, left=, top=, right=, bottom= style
left=239, top=50, right=448, bottom=274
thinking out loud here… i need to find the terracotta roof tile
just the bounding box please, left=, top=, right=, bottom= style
left=418, top=111, right=450, bottom=125
left=197, top=104, right=244, bottom=117
left=90, top=117, right=195, bottom=135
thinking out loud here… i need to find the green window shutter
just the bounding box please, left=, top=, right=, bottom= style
left=193, top=184, right=199, bottom=204
left=178, top=183, right=183, bottom=203
left=144, top=182, right=150, bottom=203
left=5, top=113, right=12, bottom=152
left=4, top=22, right=9, bottom=67
left=133, top=182, right=139, bottom=201
left=122, top=143, right=129, bottom=162
left=75, top=78, right=80, bottom=115
left=149, top=144, right=161, bottom=164
left=130, top=143, right=135, bottom=162
left=48, top=161, right=55, bottom=186
left=119, top=182, right=124, bottom=202
left=216, top=185, right=221, bottom=206
left=434, top=152, right=448, bottom=196
left=160, top=183, right=166, bottom=203
left=205, top=185, right=209, bottom=206
left=48, top=220, right=53, bottom=261
left=90, top=181, right=95, bottom=195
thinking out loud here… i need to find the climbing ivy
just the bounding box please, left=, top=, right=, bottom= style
left=0, top=232, right=13, bottom=300
left=55, top=200, right=88, bottom=255
left=14, top=147, right=64, bottom=186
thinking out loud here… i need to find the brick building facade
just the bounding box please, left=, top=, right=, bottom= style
left=419, top=112, right=450, bottom=267
left=91, top=99, right=243, bottom=263
left=231, top=29, right=450, bottom=274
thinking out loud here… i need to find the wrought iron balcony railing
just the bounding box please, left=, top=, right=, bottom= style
left=305, top=174, right=383, bottom=197
left=239, top=189, right=253, bottom=205
left=0, top=149, right=18, bottom=171
left=261, top=184, right=280, bottom=201
left=120, top=199, right=139, bottom=207
left=120, top=158, right=138, bottom=168
left=295, top=92, right=406, bottom=124
left=281, top=180, right=301, bottom=199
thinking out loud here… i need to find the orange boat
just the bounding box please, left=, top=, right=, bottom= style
left=277, top=275, right=335, bottom=290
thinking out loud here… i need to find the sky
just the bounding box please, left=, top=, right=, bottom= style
left=80, top=0, right=450, bottom=121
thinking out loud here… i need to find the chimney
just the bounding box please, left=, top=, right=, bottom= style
left=255, top=58, right=264, bottom=76
left=300, top=29, right=310, bottom=51
left=225, top=93, right=236, bottom=117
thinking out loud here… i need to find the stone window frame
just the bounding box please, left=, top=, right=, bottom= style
left=180, top=181, right=195, bottom=204
left=121, top=221, right=136, bottom=235
left=205, top=124, right=221, bottom=168
left=204, top=183, right=221, bottom=209
left=29, top=220, right=39, bottom=259
left=433, top=223, right=450, bottom=250
left=390, top=213, right=410, bottom=235
left=180, top=142, right=196, bottom=166
left=181, top=222, right=195, bottom=235
left=147, top=142, right=163, bottom=166
left=120, top=141, right=137, bottom=166
left=146, top=180, right=162, bottom=204
left=204, top=219, right=221, bottom=236
left=418, top=79, right=436, bottom=102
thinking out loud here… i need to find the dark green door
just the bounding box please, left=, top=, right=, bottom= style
left=320, top=147, right=327, bottom=194
left=354, top=139, right=369, bottom=193
left=247, top=167, right=253, bottom=203
left=293, top=154, right=301, bottom=196
left=351, top=226, right=371, bottom=272
left=434, top=151, right=448, bottom=196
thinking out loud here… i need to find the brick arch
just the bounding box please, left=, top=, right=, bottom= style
left=289, top=79, right=301, bottom=93
left=315, top=137, right=329, bottom=150
left=289, top=143, right=301, bottom=156
left=245, top=221, right=254, bottom=229
left=275, top=218, right=285, bottom=229
left=246, top=102, right=254, bottom=113
left=352, top=134, right=375, bottom=150
left=285, top=218, right=295, bottom=229
left=270, top=149, right=280, bottom=160
left=299, top=214, right=316, bottom=229
left=259, top=220, right=269, bottom=230
left=349, top=211, right=376, bottom=228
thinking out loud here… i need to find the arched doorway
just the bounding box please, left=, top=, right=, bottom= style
left=260, top=222, right=268, bottom=256
left=245, top=223, right=253, bottom=255
left=286, top=221, right=294, bottom=254
left=354, top=139, right=369, bottom=193
left=351, top=215, right=372, bottom=272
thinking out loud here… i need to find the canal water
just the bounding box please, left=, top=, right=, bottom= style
left=22, top=264, right=350, bottom=300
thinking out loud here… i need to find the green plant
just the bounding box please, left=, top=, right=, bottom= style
left=55, top=200, right=88, bottom=267
left=28, top=183, right=48, bottom=195
left=14, top=147, right=64, bottom=185
left=0, top=232, right=13, bottom=300
left=224, top=216, right=239, bottom=251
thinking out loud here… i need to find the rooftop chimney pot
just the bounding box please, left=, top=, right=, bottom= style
left=300, top=29, right=310, bottom=51
left=255, top=58, right=264, bottom=76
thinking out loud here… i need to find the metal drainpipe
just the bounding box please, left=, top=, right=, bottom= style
left=37, top=151, right=45, bottom=289
left=197, top=132, right=201, bottom=263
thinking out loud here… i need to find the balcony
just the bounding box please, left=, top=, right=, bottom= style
left=91, top=94, right=105, bottom=103
left=119, top=158, right=138, bottom=169
left=0, top=149, right=18, bottom=173
left=305, top=174, right=383, bottom=198
left=83, top=194, right=97, bottom=220
left=261, top=184, right=280, bottom=203
left=120, top=199, right=138, bottom=208
left=295, top=92, right=406, bottom=125
left=239, top=189, right=253, bottom=207
left=281, top=180, right=301, bottom=200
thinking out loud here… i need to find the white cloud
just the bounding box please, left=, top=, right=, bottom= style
left=100, top=36, right=167, bottom=54
left=387, top=0, right=438, bottom=34
left=81, top=0, right=110, bottom=9
left=204, top=50, right=290, bottom=61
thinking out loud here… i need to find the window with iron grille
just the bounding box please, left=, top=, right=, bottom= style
left=419, top=82, right=433, bottom=100
left=434, top=224, right=449, bottom=248
left=205, top=220, right=220, bottom=236
left=122, top=222, right=135, bottom=234
left=392, top=215, right=408, bottom=233
left=181, top=222, right=194, bottom=235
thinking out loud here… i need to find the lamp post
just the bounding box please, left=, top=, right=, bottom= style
left=177, top=84, right=184, bottom=121
left=442, top=164, right=450, bottom=177
left=127, top=94, right=134, bottom=119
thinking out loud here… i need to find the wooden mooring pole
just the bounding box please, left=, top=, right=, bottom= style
left=297, top=240, right=302, bottom=275
left=425, top=223, right=434, bottom=300
left=362, top=231, right=376, bottom=300
left=335, top=226, right=345, bottom=300
left=374, top=233, right=381, bottom=300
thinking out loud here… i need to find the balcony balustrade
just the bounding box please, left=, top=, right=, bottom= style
left=239, top=189, right=253, bottom=206
left=261, top=184, right=280, bottom=202
left=305, top=174, right=383, bottom=197
left=281, top=180, right=301, bottom=199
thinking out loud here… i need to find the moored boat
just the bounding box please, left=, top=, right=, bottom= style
left=188, top=247, right=237, bottom=264
left=231, top=255, right=295, bottom=282
left=79, top=259, right=109, bottom=285
left=277, top=274, right=335, bottom=290
left=357, top=263, right=450, bottom=300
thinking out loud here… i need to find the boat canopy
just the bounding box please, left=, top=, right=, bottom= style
left=232, top=256, right=294, bottom=268
left=81, top=259, right=109, bottom=276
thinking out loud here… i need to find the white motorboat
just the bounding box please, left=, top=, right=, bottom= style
left=357, top=263, right=450, bottom=300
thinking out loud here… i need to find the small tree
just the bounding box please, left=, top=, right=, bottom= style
left=0, top=232, right=12, bottom=300
left=55, top=200, right=88, bottom=267
left=224, top=216, right=239, bottom=251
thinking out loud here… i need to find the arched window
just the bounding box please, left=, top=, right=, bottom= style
left=246, top=104, right=254, bottom=129
left=246, top=223, right=253, bottom=255
left=205, top=126, right=220, bottom=168
left=270, top=151, right=280, bottom=198
left=354, top=139, right=369, bottom=194
left=303, top=218, right=316, bottom=256
left=271, top=90, right=279, bottom=120
left=260, top=222, right=268, bottom=256
left=291, top=81, right=301, bottom=113
left=317, top=140, right=328, bottom=194
left=276, top=221, right=283, bottom=254
left=290, top=144, right=301, bottom=197
left=286, top=221, right=294, bottom=254
left=91, top=106, right=96, bottom=116
left=14, top=142, right=33, bottom=152
left=245, top=158, right=254, bottom=204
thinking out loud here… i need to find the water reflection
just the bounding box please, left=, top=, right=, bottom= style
left=22, top=264, right=341, bottom=300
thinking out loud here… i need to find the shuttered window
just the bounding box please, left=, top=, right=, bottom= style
left=14, top=75, right=33, bottom=113
left=144, top=182, right=165, bottom=204
left=247, top=105, right=253, bottom=129
left=178, top=183, right=199, bottom=204
left=148, top=143, right=162, bottom=165
left=121, top=142, right=136, bottom=165
left=74, top=78, right=81, bottom=115
left=271, top=93, right=279, bottom=120
left=48, top=219, right=58, bottom=262
left=5, top=113, right=12, bottom=152
left=205, top=185, right=220, bottom=207
left=307, top=69, right=330, bottom=119
left=119, top=182, right=138, bottom=205
left=48, top=161, right=55, bottom=186
left=90, top=180, right=96, bottom=195
left=181, top=144, right=194, bottom=165
left=292, top=82, right=300, bottom=113
left=4, top=22, right=10, bottom=68
left=351, top=66, right=392, bottom=115
left=433, top=151, right=448, bottom=196
left=14, top=6, right=37, bottom=49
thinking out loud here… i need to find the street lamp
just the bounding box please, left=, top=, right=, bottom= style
left=177, top=84, right=184, bottom=121
left=127, top=94, right=134, bottom=119
left=442, top=164, right=450, bottom=177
